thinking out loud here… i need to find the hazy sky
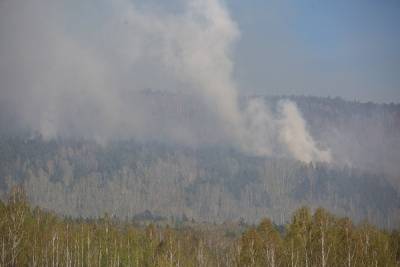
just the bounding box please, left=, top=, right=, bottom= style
left=228, top=0, right=400, bottom=103
left=0, top=0, right=332, bottom=162
left=1, top=0, right=399, bottom=103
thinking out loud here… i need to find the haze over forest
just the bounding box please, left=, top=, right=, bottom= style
left=0, top=0, right=399, bottom=230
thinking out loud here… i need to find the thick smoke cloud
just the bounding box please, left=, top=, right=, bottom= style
left=0, top=0, right=330, bottom=162
left=278, top=101, right=331, bottom=162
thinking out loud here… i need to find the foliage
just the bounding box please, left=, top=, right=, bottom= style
left=0, top=187, right=399, bottom=266
left=0, top=136, right=398, bottom=228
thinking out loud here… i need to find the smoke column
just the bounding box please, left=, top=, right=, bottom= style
left=0, top=0, right=330, bottom=162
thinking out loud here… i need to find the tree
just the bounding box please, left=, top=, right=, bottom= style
left=285, top=206, right=312, bottom=267
left=311, top=208, right=334, bottom=267
left=335, top=218, right=356, bottom=267
left=256, top=218, right=282, bottom=267
left=4, top=186, right=29, bottom=266
left=239, top=228, right=262, bottom=267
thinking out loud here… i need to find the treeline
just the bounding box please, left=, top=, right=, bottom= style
left=270, top=95, right=400, bottom=179
left=1, top=136, right=399, bottom=228
left=1, top=187, right=399, bottom=266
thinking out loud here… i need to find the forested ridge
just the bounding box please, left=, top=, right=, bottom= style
left=0, top=136, right=398, bottom=228
left=0, top=0, right=398, bottom=264
left=1, top=187, right=399, bottom=267
left=0, top=96, right=399, bottom=228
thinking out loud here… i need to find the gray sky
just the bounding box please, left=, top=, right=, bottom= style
left=1, top=0, right=399, bottom=103
left=0, top=0, right=332, bottom=162
left=229, top=0, right=400, bottom=103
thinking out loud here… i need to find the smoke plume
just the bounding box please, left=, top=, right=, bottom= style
left=0, top=0, right=330, bottom=162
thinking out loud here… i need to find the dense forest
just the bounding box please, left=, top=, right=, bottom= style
left=0, top=136, right=399, bottom=228
left=0, top=96, right=399, bottom=228
left=1, top=0, right=398, bottom=265
left=269, top=96, right=400, bottom=179
left=1, top=186, right=399, bottom=267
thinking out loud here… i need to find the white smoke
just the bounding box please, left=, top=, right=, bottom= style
left=277, top=101, right=331, bottom=162
left=0, top=0, right=330, bottom=162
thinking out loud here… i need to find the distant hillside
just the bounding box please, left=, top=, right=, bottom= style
left=0, top=138, right=398, bottom=228
left=275, top=96, right=400, bottom=178
left=0, top=95, right=399, bottom=228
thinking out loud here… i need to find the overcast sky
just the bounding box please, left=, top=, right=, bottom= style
left=1, top=0, right=399, bottom=103
left=228, top=0, right=400, bottom=103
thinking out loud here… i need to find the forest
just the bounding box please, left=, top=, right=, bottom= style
left=1, top=186, right=399, bottom=267
left=0, top=96, right=399, bottom=266
left=0, top=135, right=399, bottom=228
left=1, top=0, right=399, bottom=265
left=0, top=96, right=399, bottom=228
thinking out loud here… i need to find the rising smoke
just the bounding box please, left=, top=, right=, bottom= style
left=0, top=0, right=330, bottom=163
